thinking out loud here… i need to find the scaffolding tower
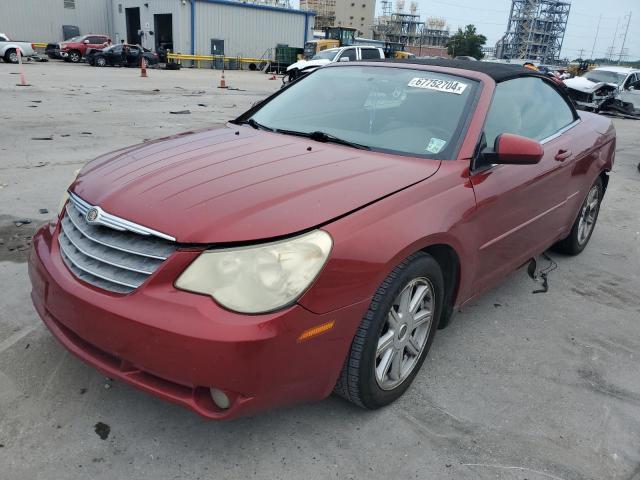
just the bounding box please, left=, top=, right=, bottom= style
left=502, top=0, right=571, bottom=63
left=300, top=0, right=336, bottom=30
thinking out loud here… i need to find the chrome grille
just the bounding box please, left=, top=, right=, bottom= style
left=59, top=196, right=177, bottom=294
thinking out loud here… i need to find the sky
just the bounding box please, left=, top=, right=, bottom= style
left=293, top=0, right=637, bottom=60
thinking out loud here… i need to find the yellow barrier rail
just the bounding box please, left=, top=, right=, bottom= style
left=32, top=42, right=48, bottom=48
left=167, top=52, right=266, bottom=68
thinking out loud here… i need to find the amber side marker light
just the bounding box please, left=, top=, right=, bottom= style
left=298, top=321, right=335, bottom=343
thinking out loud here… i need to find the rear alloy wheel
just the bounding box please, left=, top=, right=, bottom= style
left=95, top=57, right=107, bottom=67
left=554, top=177, right=603, bottom=255
left=68, top=50, right=81, bottom=63
left=334, top=252, right=443, bottom=409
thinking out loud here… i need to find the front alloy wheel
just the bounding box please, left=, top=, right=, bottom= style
left=69, top=51, right=81, bottom=63
left=334, top=252, right=443, bottom=409
left=375, top=278, right=434, bottom=390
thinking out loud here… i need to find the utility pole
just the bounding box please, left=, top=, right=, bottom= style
left=618, top=12, right=632, bottom=64
left=578, top=48, right=585, bottom=59
left=608, top=17, right=620, bottom=62
left=590, top=14, right=601, bottom=60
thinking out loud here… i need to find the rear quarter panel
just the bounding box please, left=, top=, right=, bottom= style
left=561, top=112, right=615, bottom=232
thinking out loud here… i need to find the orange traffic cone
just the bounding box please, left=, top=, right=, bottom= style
left=218, top=69, right=227, bottom=89
left=16, top=49, right=30, bottom=87
left=140, top=57, right=147, bottom=78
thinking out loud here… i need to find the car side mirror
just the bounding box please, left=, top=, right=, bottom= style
left=83, top=39, right=90, bottom=44
left=339, top=57, right=350, bottom=62
left=484, top=133, right=543, bottom=165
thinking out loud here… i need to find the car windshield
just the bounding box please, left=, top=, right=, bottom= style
left=312, top=50, right=338, bottom=61
left=583, top=70, right=626, bottom=85
left=248, top=66, right=478, bottom=159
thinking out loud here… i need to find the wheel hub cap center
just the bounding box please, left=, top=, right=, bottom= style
left=398, top=323, right=408, bottom=341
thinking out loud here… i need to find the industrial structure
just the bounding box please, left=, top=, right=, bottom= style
left=499, top=0, right=571, bottom=62
left=300, top=0, right=336, bottom=31
left=372, top=1, right=449, bottom=56
left=300, top=0, right=375, bottom=37
left=1, top=0, right=314, bottom=61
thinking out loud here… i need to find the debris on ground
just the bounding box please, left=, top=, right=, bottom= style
left=0, top=217, right=37, bottom=262
left=170, top=110, right=191, bottom=114
left=34, top=161, right=48, bottom=168
left=39, top=208, right=49, bottom=214
left=94, top=422, right=110, bottom=440
left=31, top=137, right=53, bottom=141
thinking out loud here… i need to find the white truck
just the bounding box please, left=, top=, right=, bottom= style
left=0, top=33, right=37, bottom=64
left=283, top=45, right=385, bottom=85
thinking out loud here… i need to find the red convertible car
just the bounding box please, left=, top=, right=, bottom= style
left=29, top=59, right=615, bottom=419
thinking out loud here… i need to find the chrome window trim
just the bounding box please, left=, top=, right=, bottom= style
left=68, top=192, right=176, bottom=242
left=540, top=118, right=581, bottom=145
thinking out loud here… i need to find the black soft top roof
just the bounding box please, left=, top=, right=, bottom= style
left=370, top=58, right=541, bottom=82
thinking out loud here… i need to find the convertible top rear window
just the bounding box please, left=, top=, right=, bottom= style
left=249, top=66, right=479, bottom=159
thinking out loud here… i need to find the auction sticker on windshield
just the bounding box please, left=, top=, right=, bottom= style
left=408, top=78, right=468, bottom=95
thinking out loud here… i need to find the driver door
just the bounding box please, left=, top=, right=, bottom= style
left=620, top=73, right=640, bottom=111
left=469, top=77, right=579, bottom=295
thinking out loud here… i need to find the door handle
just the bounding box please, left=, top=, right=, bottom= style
left=555, top=149, right=572, bottom=161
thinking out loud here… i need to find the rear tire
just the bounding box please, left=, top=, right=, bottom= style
left=553, top=177, right=603, bottom=255
left=95, top=57, right=107, bottom=67
left=334, top=252, right=443, bottom=409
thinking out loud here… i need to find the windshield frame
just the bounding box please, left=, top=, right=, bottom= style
left=583, top=70, right=626, bottom=85
left=233, top=63, right=483, bottom=161
left=311, top=49, right=339, bottom=61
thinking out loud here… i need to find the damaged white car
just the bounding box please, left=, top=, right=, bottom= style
left=564, top=66, right=640, bottom=115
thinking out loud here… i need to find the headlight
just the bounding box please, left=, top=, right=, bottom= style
left=57, top=168, right=81, bottom=215
left=175, top=230, right=332, bottom=314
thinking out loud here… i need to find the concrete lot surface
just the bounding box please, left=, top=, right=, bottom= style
left=1, top=62, right=639, bottom=480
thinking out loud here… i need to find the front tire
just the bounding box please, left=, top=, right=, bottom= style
left=334, top=252, right=443, bottom=409
left=95, top=56, right=107, bottom=67
left=68, top=50, right=81, bottom=63
left=554, top=177, right=603, bottom=255
left=5, top=49, right=18, bottom=64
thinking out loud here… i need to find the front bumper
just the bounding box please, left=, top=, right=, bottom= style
left=29, top=220, right=368, bottom=419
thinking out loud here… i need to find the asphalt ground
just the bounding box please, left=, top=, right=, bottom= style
left=1, top=61, right=639, bottom=480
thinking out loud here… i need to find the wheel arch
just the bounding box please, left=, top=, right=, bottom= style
left=420, top=243, right=460, bottom=329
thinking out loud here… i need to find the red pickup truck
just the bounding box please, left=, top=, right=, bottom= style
left=59, top=34, right=111, bottom=63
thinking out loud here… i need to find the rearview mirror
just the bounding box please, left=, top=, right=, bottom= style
left=487, top=133, right=543, bottom=165
left=83, top=39, right=90, bottom=44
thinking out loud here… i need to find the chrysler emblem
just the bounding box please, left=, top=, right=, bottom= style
left=86, top=208, right=99, bottom=222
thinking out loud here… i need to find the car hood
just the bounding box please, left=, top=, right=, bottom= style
left=287, top=59, right=331, bottom=72
left=564, top=76, right=618, bottom=93
left=71, top=126, right=441, bottom=243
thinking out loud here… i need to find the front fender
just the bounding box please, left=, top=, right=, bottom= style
left=298, top=160, right=477, bottom=314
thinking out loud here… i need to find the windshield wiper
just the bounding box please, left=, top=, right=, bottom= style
left=276, top=129, right=371, bottom=150
left=235, top=118, right=274, bottom=131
